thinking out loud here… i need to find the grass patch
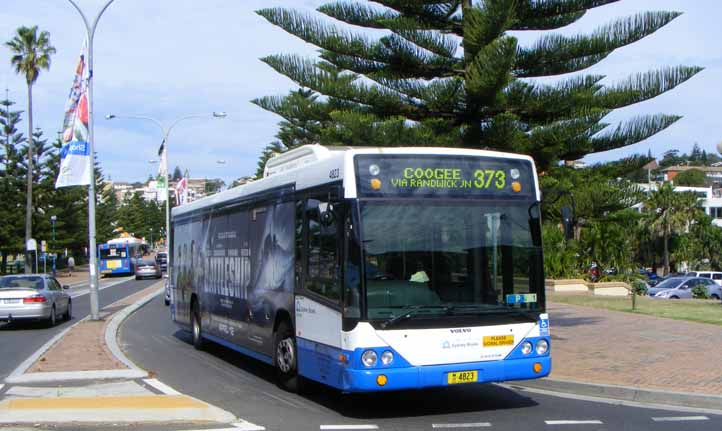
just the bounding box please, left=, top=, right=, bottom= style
left=549, top=292, right=722, bottom=326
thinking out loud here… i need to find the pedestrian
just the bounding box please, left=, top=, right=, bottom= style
left=67, top=255, right=75, bottom=276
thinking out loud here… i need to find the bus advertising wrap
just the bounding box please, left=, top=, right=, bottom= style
left=173, top=202, right=295, bottom=351
left=355, top=155, right=535, bottom=199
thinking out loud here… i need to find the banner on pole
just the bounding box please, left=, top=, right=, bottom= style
left=56, top=43, right=91, bottom=188
left=175, top=177, right=188, bottom=206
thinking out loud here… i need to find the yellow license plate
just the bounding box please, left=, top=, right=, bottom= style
left=447, top=370, right=478, bottom=385
left=107, top=261, right=120, bottom=269
left=483, top=335, right=514, bottom=347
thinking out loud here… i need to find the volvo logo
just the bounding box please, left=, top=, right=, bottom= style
left=450, top=328, right=471, bottom=334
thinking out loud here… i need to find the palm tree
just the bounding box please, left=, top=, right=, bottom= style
left=643, top=183, right=700, bottom=275
left=5, top=26, right=56, bottom=272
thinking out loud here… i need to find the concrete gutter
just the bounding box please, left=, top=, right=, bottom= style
left=508, top=378, right=722, bottom=413
left=105, top=285, right=163, bottom=371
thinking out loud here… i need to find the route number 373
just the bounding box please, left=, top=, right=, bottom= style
left=474, top=169, right=506, bottom=189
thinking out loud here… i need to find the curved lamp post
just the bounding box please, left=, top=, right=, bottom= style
left=106, top=112, right=226, bottom=288
left=66, top=0, right=116, bottom=320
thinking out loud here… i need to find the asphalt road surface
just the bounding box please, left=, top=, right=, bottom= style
left=122, top=296, right=722, bottom=431
left=0, top=275, right=159, bottom=380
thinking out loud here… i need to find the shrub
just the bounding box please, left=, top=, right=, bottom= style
left=692, top=285, right=709, bottom=299
left=631, top=279, right=648, bottom=296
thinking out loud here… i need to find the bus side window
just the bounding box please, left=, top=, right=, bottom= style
left=306, top=197, right=341, bottom=302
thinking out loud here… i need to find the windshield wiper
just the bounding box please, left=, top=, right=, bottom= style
left=380, top=305, right=449, bottom=329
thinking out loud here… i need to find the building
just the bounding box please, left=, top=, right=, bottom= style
left=636, top=183, right=722, bottom=228
left=661, top=165, right=722, bottom=184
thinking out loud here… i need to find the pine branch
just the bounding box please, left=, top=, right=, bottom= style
left=256, top=8, right=376, bottom=59
left=506, top=74, right=605, bottom=124
left=516, top=11, right=682, bottom=77
left=318, top=2, right=397, bottom=29
left=511, top=10, right=586, bottom=31
left=591, top=114, right=682, bottom=152
left=260, top=54, right=424, bottom=119
left=597, top=66, right=704, bottom=109
left=465, top=36, right=517, bottom=107
left=515, top=0, right=620, bottom=22
left=382, top=17, right=458, bottom=58
left=372, top=0, right=463, bottom=34
left=463, top=0, right=516, bottom=57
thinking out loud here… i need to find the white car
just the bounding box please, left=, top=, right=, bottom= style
left=0, top=275, right=72, bottom=326
left=685, top=271, right=722, bottom=286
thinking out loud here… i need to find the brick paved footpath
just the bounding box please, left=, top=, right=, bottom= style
left=548, top=301, right=722, bottom=396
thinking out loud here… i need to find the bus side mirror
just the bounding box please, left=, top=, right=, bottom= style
left=561, top=206, right=574, bottom=240
left=318, top=202, right=336, bottom=226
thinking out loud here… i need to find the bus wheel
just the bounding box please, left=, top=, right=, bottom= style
left=274, top=321, right=300, bottom=392
left=191, top=302, right=204, bottom=350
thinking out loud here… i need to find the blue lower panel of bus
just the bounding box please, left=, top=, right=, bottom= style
left=297, top=337, right=551, bottom=392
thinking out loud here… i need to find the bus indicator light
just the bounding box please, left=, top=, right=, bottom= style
left=512, top=181, right=522, bottom=193
left=376, top=375, right=388, bottom=386
left=370, top=179, right=382, bottom=190
left=533, top=362, right=542, bottom=373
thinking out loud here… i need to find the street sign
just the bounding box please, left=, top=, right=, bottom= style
left=26, top=239, right=37, bottom=251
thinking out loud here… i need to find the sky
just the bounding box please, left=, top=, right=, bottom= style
left=1, top=0, right=721, bottom=186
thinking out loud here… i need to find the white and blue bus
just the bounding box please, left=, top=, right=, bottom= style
left=170, top=145, right=549, bottom=392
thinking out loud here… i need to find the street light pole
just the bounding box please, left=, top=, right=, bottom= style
left=67, top=0, right=116, bottom=321
left=50, top=215, right=57, bottom=277
left=106, top=112, right=226, bottom=290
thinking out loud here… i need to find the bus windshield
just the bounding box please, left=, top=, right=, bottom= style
left=100, top=247, right=128, bottom=260
left=360, top=200, right=543, bottom=322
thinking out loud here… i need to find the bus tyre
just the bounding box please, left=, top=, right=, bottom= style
left=191, top=302, right=204, bottom=350
left=274, top=321, right=301, bottom=392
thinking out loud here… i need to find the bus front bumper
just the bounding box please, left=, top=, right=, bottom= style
left=341, top=356, right=551, bottom=392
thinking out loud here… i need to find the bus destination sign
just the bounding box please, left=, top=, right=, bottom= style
left=355, top=155, right=535, bottom=199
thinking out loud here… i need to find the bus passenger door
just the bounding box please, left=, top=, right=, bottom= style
left=295, top=193, right=345, bottom=387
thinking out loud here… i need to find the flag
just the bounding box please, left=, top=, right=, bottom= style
left=175, top=177, right=188, bottom=206
left=56, top=44, right=91, bottom=188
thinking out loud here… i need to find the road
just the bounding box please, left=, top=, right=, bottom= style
left=0, top=275, right=160, bottom=380
left=121, top=296, right=722, bottom=431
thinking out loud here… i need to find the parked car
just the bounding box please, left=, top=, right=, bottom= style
left=685, top=271, right=722, bottom=286
left=0, top=274, right=72, bottom=326
left=135, top=259, right=162, bottom=280
left=651, top=277, right=718, bottom=299
left=155, top=251, right=168, bottom=271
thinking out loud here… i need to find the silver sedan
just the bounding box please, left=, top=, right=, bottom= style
left=135, top=259, right=162, bottom=280
left=0, top=275, right=72, bottom=326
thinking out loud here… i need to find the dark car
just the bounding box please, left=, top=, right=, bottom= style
left=155, top=252, right=168, bottom=271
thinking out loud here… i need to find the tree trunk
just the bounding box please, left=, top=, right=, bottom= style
left=663, top=229, right=669, bottom=276
left=460, top=0, right=481, bottom=149
left=25, top=83, right=34, bottom=274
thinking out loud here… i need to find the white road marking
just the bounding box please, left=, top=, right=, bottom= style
left=70, top=277, right=133, bottom=298
left=651, top=416, right=709, bottom=422
left=545, top=420, right=603, bottom=425
left=433, top=423, right=491, bottom=428
left=0, top=384, right=4, bottom=392
left=143, top=378, right=181, bottom=395
left=320, top=426, right=379, bottom=430
left=231, top=421, right=267, bottom=431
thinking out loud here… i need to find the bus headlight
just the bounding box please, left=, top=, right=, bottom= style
left=362, top=350, right=378, bottom=367
left=380, top=350, right=394, bottom=366
left=536, top=339, right=549, bottom=355
left=521, top=341, right=533, bottom=355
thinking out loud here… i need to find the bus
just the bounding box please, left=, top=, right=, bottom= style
left=99, top=238, right=145, bottom=276
left=170, top=145, right=549, bottom=392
